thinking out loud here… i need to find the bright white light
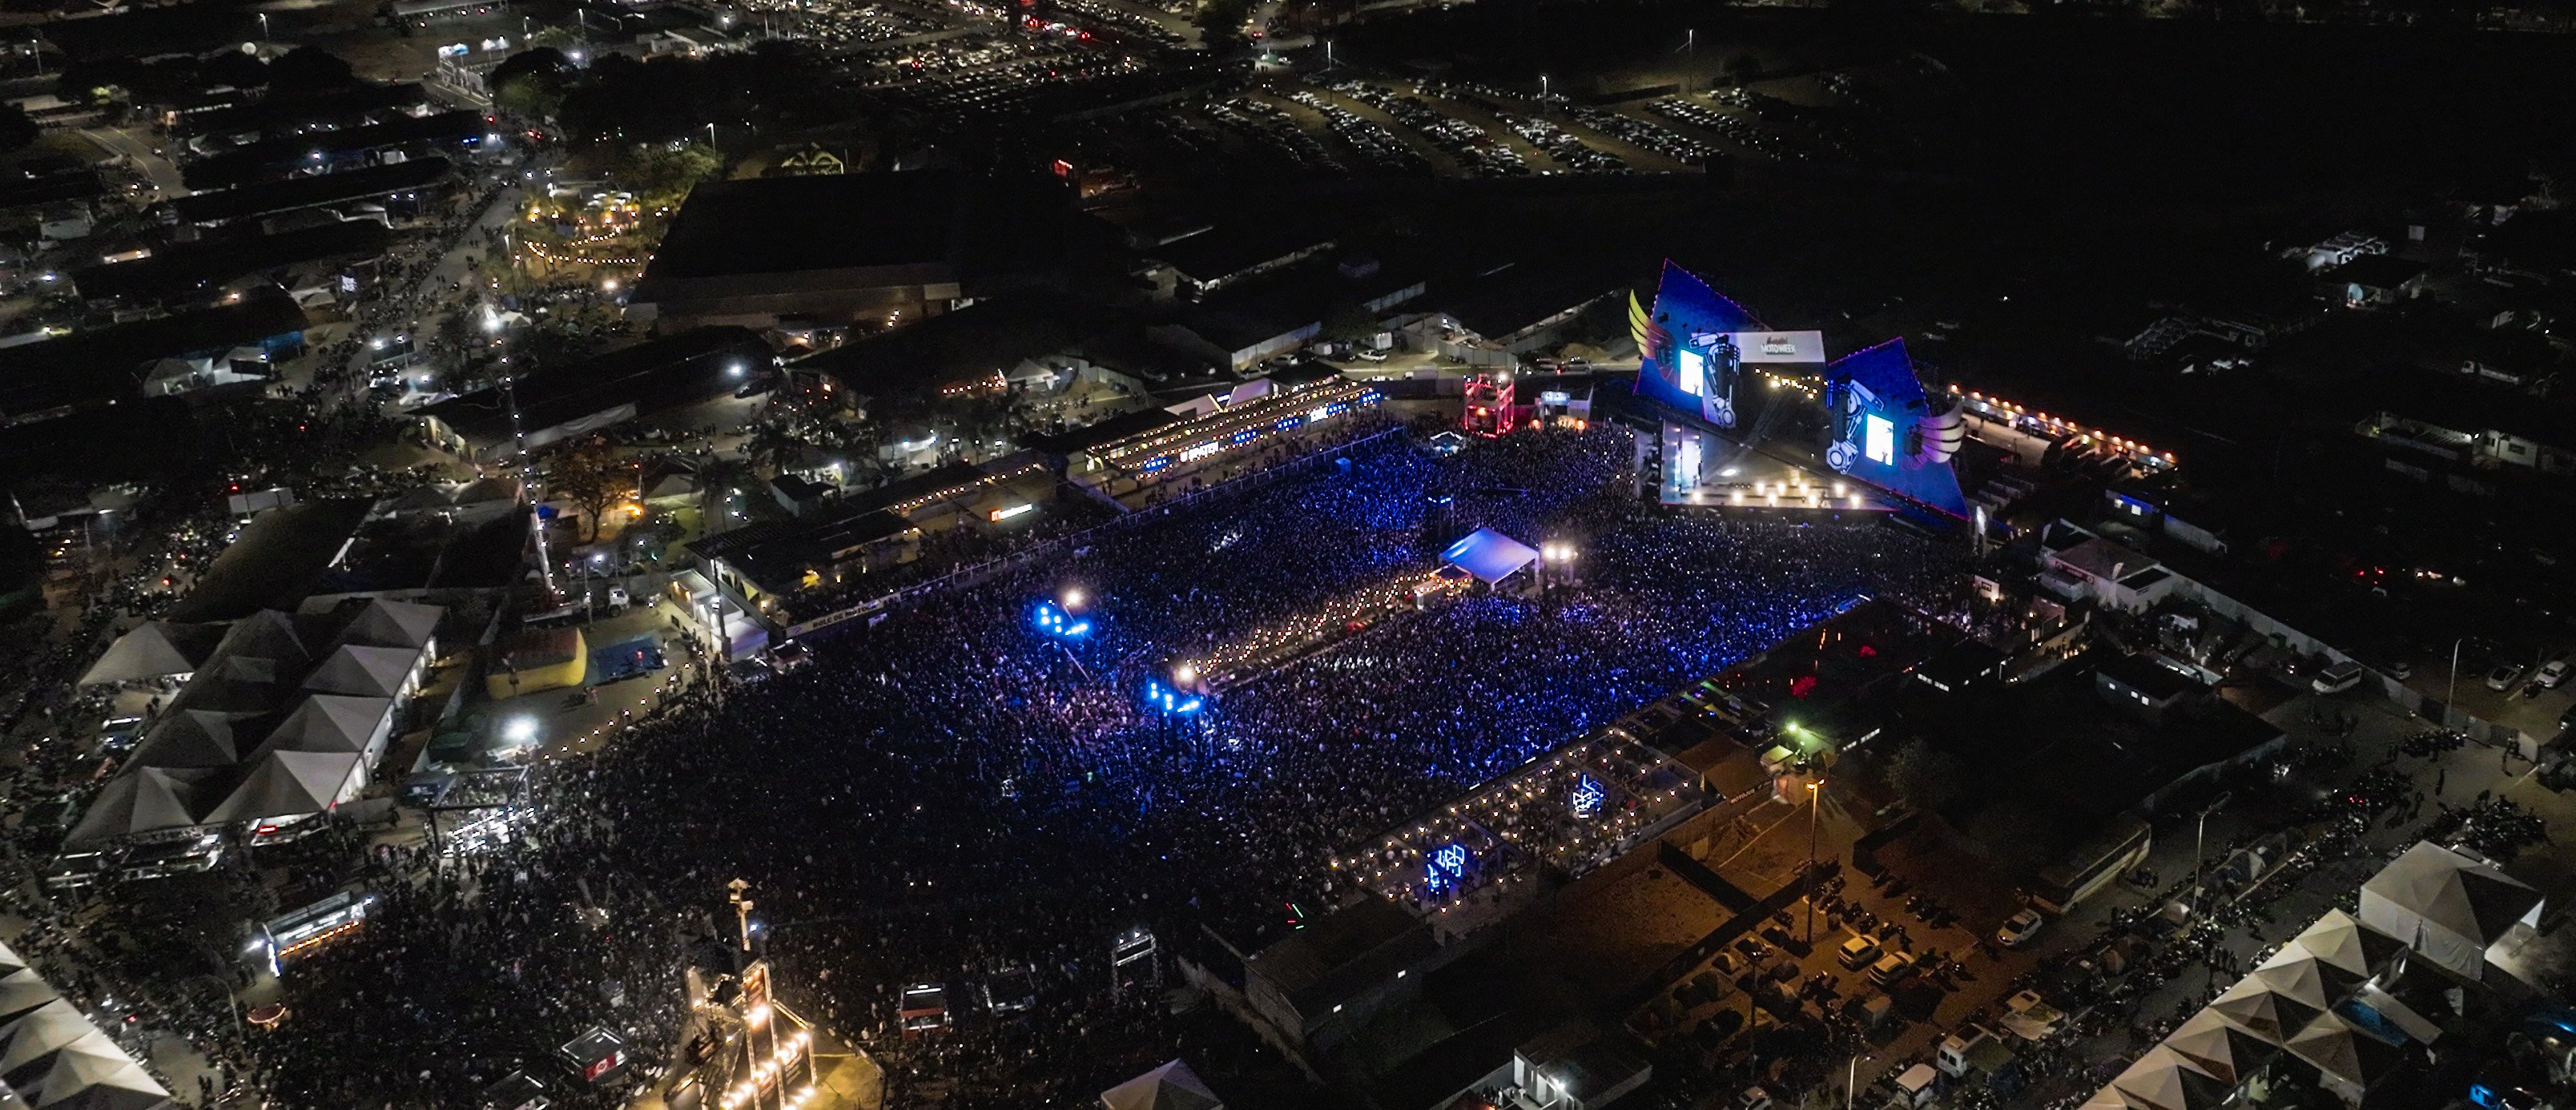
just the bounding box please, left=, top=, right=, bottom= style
left=1863, top=414, right=1896, bottom=466
left=727, top=362, right=746, bottom=378
left=1061, top=589, right=1085, bottom=611
left=504, top=718, right=538, bottom=743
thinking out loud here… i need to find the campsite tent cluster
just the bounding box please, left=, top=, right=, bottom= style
left=2083, top=842, right=2542, bottom=1109
left=0, top=940, right=173, bottom=1110
left=70, top=598, right=441, bottom=846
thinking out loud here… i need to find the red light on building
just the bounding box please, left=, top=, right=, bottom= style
left=1053, top=159, right=1074, bottom=178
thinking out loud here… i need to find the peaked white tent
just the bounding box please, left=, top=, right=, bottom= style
left=127, top=711, right=256, bottom=770
left=2282, top=910, right=2407, bottom=981
left=265, top=695, right=394, bottom=757
left=64, top=769, right=210, bottom=846
left=336, top=598, right=441, bottom=652
left=1099, top=1060, right=1222, bottom=1110
left=0, top=943, right=171, bottom=1110
left=2284, top=1011, right=2406, bottom=1099
left=2162, top=1009, right=2278, bottom=1086
left=2359, top=841, right=2542, bottom=981
left=2106, top=1046, right=2233, bottom=1110
left=301, top=644, right=420, bottom=699
left=203, top=750, right=361, bottom=824
left=2205, top=977, right=2316, bottom=1047
left=75, top=622, right=223, bottom=686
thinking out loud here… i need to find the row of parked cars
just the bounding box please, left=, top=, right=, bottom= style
left=1566, top=104, right=1720, bottom=165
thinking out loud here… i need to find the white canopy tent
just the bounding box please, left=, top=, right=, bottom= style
left=2105, top=1046, right=2234, bottom=1110
left=203, top=750, right=363, bottom=824
left=301, top=644, right=421, bottom=699
left=1099, top=1060, right=1222, bottom=1110
left=265, top=694, right=394, bottom=757
left=64, top=768, right=211, bottom=846
left=336, top=598, right=441, bottom=652
left=0, top=943, right=171, bottom=1110
left=2359, top=841, right=2542, bottom=981
left=75, top=622, right=226, bottom=686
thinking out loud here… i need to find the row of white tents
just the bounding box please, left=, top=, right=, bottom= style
left=70, top=599, right=441, bottom=846
left=2085, top=841, right=2543, bottom=1109
left=0, top=942, right=172, bottom=1110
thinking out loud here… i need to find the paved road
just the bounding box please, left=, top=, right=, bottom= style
left=78, top=126, right=185, bottom=198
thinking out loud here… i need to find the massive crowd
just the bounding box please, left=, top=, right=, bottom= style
left=28, top=424, right=1974, bottom=1108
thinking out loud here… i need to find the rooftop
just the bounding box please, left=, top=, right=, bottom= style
left=791, top=295, right=1101, bottom=400
left=638, top=171, right=969, bottom=285
left=169, top=499, right=376, bottom=623
left=167, top=157, right=453, bottom=226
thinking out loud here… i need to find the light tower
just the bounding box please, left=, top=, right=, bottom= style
left=674, top=881, right=819, bottom=1110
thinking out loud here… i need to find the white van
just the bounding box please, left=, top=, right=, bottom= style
left=2311, top=660, right=2364, bottom=694
left=1938, top=1024, right=1995, bottom=1077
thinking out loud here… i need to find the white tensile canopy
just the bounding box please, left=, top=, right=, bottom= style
left=203, top=750, right=361, bottom=824
left=2284, top=1011, right=2407, bottom=1092
left=2106, top=1045, right=2235, bottom=1110
left=2163, top=1008, right=2279, bottom=1086
left=64, top=768, right=209, bottom=846
left=0, top=943, right=172, bottom=1110
left=1099, top=1060, right=1222, bottom=1110
left=2359, top=841, right=2542, bottom=980
left=2206, top=976, right=2317, bottom=1046
left=338, top=598, right=441, bottom=651
left=300, top=644, right=418, bottom=698
left=76, top=622, right=223, bottom=686
left=265, top=695, right=393, bottom=755
left=2283, top=910, right=2407, bottom=981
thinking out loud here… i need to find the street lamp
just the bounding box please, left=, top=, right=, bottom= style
left=1804, top=778, right=1823, bottom=943
left=257, top=12, right=269, bottom=42
left=2445, top=636, right=2465, bottom=724
left=1845, top=1052, right=1872, bottom=1110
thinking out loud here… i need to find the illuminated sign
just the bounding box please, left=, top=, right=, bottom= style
left=1721, top=330, right=1825, bottom=364
left=1433, top=843, right=1467, bottom=877
left=988, top=504, right=1033, bottom=522
left=1571, top=775, right=1607, bottom=818
left=1178, top=440, right=1222, bottom=463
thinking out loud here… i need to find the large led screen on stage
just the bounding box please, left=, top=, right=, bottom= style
left=1631, top=260, right=1760, bottom=428
left=1822, top=340, right=1970, bottom=518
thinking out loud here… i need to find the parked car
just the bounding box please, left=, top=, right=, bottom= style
left=2536, top=659, right=2570, bottom=690
left=2386, top=659, right=2413, bottom=680
left=1995, top=907, right=2044, bottom=948
left=1837, top=935, right=1882, bottom=969
left=1867, top=950, right=1917, bottom=989
left=2487, top=663, right=2527, bottom=691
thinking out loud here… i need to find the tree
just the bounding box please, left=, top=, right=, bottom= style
left=489, top=47, right=570, bottom=122
left=267, top=46, right=357, bottom=94
left=614, top=143, right=721, bottom=206
left=200, top=50, right=272, bottom=91
left=743, top=423, right=804, bottom=479
left=0, top=104, right=37, bottom=154
left=1883, top=738, right=1964, bottom=814
left=547, top=440, right=632, bottom=541
left=1194, top=0, right=1254, bottom=46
